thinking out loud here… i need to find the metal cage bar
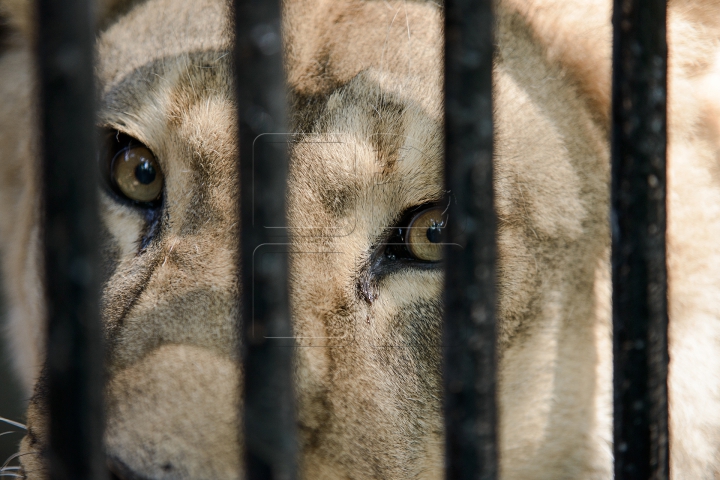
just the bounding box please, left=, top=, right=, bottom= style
left=611, top=0, right=670, bottom=478
left=36, top=0, right=106, bottom=478
left=443, top=0, right=497, bottom=478
left=234, top=1, right=298, bottom=478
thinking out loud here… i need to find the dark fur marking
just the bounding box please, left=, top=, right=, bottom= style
left=316, top=181, right=359, bottom=220
left=0, top=10, right=9, bottom=53
left=288, top=92, right=331, bottom=133
left=369, top=97, right=407, bottom=174
left=379, top=300, right=443, bottom=453
left=139, top=207, right=164, bottom=251
left=385, top=300, right=442, bottom=365
left=318, top=295, right=357, bottom=342
left=297, top=387, right=333, bottom=452
left=103, top=246, right=164, bottom=352
left=290, top=80, right=413, bottom=221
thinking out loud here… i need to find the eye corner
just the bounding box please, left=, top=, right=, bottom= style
left=100, top=129, right=164, bottom=208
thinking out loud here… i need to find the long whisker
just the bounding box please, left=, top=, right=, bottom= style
left=2, top=452, right=37, bottom=471
left=0, top=468, right=22, bottom=477
left=0, top=471, right=23, bottom=478
left=0, top=418, right=25, bottom=431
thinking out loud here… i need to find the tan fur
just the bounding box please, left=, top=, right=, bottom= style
left=0, top=0, right=719, bottom=478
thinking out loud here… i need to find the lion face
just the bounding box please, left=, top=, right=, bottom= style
left=2, top=0, right=719, bottom=478
left=8, top=0, right=611, bottom=477
left=18, top=0, right=449, bottom=477
left=14, top=0, right=606, bottom=476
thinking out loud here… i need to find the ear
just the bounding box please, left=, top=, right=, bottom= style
left=0, top=0, right=149, bottom=40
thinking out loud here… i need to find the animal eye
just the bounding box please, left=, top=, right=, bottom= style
left=111, top=146, right=163, bottom=202
left=102, top=131, right=164, bottom=205
left=405, top=207, right=446, bottom=262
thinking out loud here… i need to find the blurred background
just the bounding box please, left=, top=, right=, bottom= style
left=0, top=289, right=27, bottom=466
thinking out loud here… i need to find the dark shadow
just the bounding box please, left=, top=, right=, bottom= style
left=0, top=288, right=28, bottom=467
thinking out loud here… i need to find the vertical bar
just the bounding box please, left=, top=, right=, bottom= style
left=443, top=0, right=497, bottom=478
left=234, top=1, right=297, bottom=479
left=611, top=0, right=669, bottom=478
left=36, top=0, right=106, bottom=478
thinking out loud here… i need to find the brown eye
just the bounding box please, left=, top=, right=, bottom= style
left=111, top=145, right=164, bottom=203
left=406, top=207, right=446, bottom=262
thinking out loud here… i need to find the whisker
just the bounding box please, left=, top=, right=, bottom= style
left=0, top=467, right=21, bottom=478
left=0, top=471, right=20, bottom=479
left=0, top=418, right=25, bottom=431
left=2, top=452, right=37, bottom=471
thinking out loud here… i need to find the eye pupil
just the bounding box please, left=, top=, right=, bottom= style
left=426, top=224, right=442, bottom=243
left=135, top=160, right=157, bottom=185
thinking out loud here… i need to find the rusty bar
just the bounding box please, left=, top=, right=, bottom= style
left=234, top=1, right=298, bottom=478
left=611, top=0, right=669, bottom=478
left=443, top=0, right=497, bottom=478
left=36, top=0, right=106, bottom=478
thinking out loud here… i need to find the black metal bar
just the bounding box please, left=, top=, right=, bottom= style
left=36, top=0, right=105, bottom=478
left=443, top=0, right=497, bottom=478
left=234, top=1, right=297, bottom=479
left=611, top=0, right=669, bottom=478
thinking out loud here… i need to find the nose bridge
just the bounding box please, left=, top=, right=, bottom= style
left=103, top=72, right=241, bottom=371
left=290, top=233, right=371, bottom=350
left=108, top=219, right=240, bottom=372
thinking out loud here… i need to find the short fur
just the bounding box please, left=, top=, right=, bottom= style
left=0, top=0, right=719, bottom=478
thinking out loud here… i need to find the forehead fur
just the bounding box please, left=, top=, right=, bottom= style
left=97, top=0, right=232, bottom=93
left=289, top=71, right=443, bottom=231
left=284, top=0, right=443, bottom=100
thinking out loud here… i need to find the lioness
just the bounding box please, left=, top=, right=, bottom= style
left=1, top=0, right=719, bottom=478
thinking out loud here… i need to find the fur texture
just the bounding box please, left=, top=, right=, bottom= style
left=0, top=0, right=718, bottom=478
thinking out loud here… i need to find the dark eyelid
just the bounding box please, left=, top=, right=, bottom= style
left=392, top=202, right=444, bottom=232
